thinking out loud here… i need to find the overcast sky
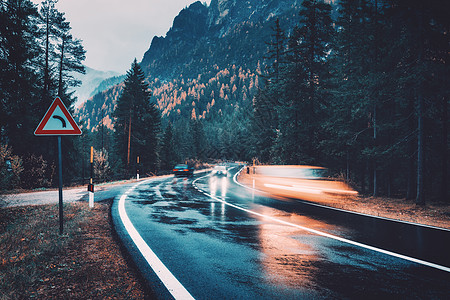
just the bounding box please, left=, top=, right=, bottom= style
left=31, top=0, right=211, bottom=73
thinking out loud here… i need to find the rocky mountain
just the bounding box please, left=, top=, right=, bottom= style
left=76, top=0, right=304, bottom=132
left=141, top=0, right=302, bottom=79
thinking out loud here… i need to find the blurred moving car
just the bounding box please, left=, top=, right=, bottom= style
left=247, top=165, right=357, bottom=202
left=173, top=164, right=194, bottom=177
left=211, top=165, right=227, bottom=176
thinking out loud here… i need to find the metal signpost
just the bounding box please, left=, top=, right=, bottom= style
left=34, top=97, right=82, bottom=234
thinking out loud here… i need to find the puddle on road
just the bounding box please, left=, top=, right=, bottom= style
left=132, top=200, right=158, bottom=205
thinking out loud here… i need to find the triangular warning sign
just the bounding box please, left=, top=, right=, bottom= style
left=34, top=97, right=82, bottom=136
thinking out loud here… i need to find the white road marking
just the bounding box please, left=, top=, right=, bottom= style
left=118, top=179, right=195, bottom=300
left=192, top=169, right=450, bottom=273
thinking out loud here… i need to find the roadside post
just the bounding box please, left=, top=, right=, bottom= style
left=137, top=156, right=140, bottom=180
left=34, top=97, right=82, bottom=235
left=88, top=146, right=94, bottom=207
left=252, top=158, right=256, bottom=188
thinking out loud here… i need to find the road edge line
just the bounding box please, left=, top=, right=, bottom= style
left=118, top=179, right=196, bottom=300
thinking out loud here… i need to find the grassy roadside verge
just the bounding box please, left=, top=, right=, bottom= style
left=0, top=201, right=147, bottom=299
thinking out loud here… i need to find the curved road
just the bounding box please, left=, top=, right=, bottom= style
left=112, top=166, right=450, bottom=299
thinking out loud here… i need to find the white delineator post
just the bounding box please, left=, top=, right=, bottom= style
left=137, top=156, right=140, bottom=180
left=89, top=146, right=94, bottom=208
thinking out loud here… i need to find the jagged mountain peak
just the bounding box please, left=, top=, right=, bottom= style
left=141, top=0, right=303, bottom=78
left=168, top=1, right=208, bottom=40
left=207, top=0, right=303, bottom=34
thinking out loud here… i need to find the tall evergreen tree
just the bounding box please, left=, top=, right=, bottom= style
left=113, top=59, right=160, bottom=176
left=160, top=122, right=178, bottom=170
left=37, top=0, right=85, bottom=104
left=38, top=0, right=58, bottom=103
left=277, top=0, right=334, bottom=164
left=264, top=18, right=286, bottom=86
left=328, top=0, right=376, bottom=192
left=54, top=11, right=85, bottom=101
left=251, top=89, right=278, bottom=162
left=0, top=0, right=41, bottom=155
left=189, top=118, right=206, bottom=160
left=251, top=18, right=287, bottom=163
left=386, top=0, right=450, bottom=204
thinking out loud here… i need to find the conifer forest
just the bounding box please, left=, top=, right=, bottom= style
left=1, top=0, right=448, bottom=205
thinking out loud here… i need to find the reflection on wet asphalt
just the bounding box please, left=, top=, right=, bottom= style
left=122, top=168, right=450, bottom=299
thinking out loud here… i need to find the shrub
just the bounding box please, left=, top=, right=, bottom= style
left=0, top=144, right=23, bottom=190
left=93, top=148, right=111, bottom=182
left=21, top=154, right=51, bottom=189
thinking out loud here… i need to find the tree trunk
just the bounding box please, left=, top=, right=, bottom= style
left=416, top=5, right=425, bottom=206
left=406, top=155, right=415, bottom=199
left=406, top=97, right=415, bottom=200
left=416, top=92, right=425, bottom=205
left=44, top=4, right=50, bottom=98
left=361, top=162, right=366, bottom=195
left=372, top=0, right=379, bottom=198
left=373, top=104, right=377, bottom=197
left=127, top=111, right=132, bottom=171
left=441, top=94, right=448, bottom=202
left=58, top=38, right=65, bottom=97
left=387, top=171, right=392, bottom=198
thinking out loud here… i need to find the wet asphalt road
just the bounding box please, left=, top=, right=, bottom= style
left=112, top=166, right=450, bottom=299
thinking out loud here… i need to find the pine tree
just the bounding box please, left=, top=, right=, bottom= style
left=37, top=0, right=85, bottom=104
left=386, top=0, right=450, bottom=204
left=327, top=0, right=375, bottom=191
left=113, top=59, right=160, bottom=176
left=54, top=11, right=85, bottom=101
left=251, top=18, right=287, bottom=163
left=189, top=118, right=206, bottom=160
left=160, top=122, right=178, bottom=171
left=0, top=0, right=41, bottom=156
left=278, top=0, right=334, bottom=164
left=264, top=18, right=286, bottom=87
left=251, top=89, right=277, bottom=162
left=38, top=0, right=58, bottom=103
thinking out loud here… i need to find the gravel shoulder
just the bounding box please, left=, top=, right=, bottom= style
left=0, top=178, right=143, bottom=208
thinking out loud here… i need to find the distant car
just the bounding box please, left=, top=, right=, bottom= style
left=173, top=164, right=194, bottom=177
left=211, top=165, right=227, bottom=176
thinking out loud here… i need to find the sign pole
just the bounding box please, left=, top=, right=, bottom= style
left=34, top=97, right=82, bottom=234
left=58, top=136, right=64, bottom=235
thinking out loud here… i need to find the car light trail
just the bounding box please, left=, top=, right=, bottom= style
left=192, top=170, right=450, bottom=273
left=264, top=183, right=322, bottom=194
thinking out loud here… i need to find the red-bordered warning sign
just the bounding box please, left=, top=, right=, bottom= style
left=34, top=97, right=82, bottom=135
